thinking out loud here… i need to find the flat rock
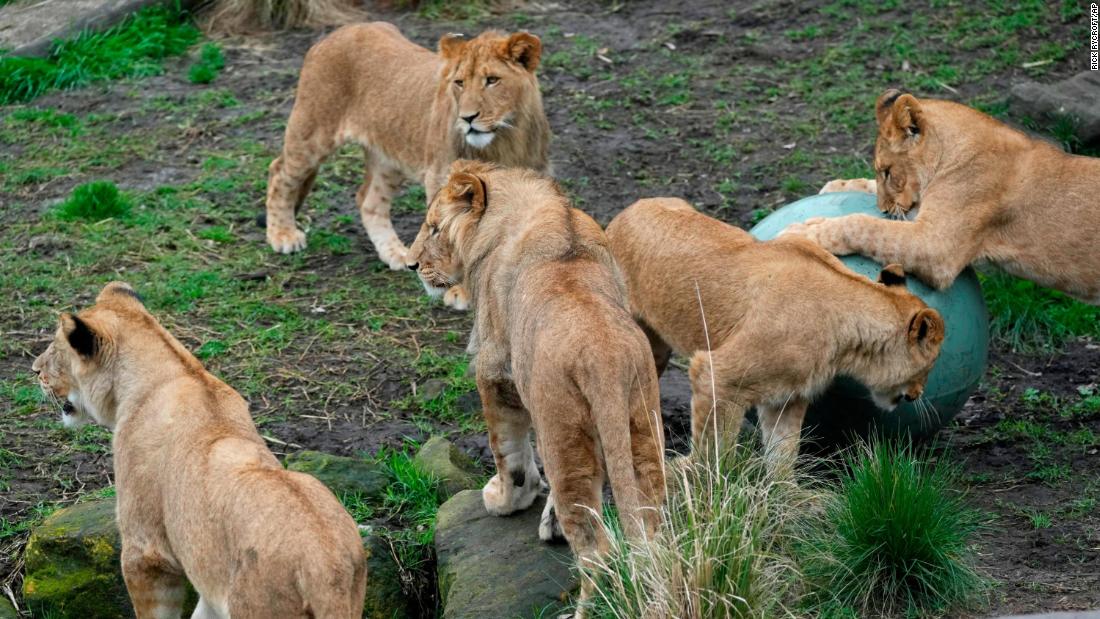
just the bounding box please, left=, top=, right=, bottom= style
left=285, top=450, right=392, bottom=501
left=414, top=436, right=482, bottom=498
left=1011, top=71, right=1100, bottom=145
left=0, top=0, right=199, bottom=57
left=435, top=490, right=575, bottom=619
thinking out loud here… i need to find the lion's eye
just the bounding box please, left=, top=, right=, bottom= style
left=486, top=76, right=500, bottom=86
left=430, top=225, right=439, bottom=236
left=881, top=167, right=891, bottom=181
left=454, top=79, right=464, bottom=88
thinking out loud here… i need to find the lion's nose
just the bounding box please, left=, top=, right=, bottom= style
left=461, top=112, right=479, bottom=124
left=407, top=262, right=419, bottom=271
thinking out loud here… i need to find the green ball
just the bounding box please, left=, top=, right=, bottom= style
left=749, top=192, right=989, bottom=441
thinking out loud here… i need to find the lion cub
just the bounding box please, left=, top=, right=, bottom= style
left=607, top=198, right=945, bottom=468
left=793, top=89, right=1100, bottom=303
left=32, top=283, right=366, bottom=619
left=265, top=22, right=551, bottom=277
left=406, top=161, right=666, bottom=605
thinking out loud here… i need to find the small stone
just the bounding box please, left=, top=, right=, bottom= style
left=413, top=437, right=482, bottom=498
left=435, top=490, right=574, bottom=619
left=284, top=450, right=392, bottom=501
left=418, top=379, right=447, bottom=403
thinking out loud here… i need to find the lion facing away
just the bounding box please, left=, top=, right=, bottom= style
left=32, top=283, right=366, bottom=619
left=406, top=161, right=666, bottom=612
left=264, top=22, right=551, bottom=276
left=606, top=198, right=945, bottom=470
left=793, top=89, right=1100, bottom=304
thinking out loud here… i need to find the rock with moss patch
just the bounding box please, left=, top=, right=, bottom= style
left=362, top=533, right=414, bottom=619
left=285, top=450, right=392, bottom=501
left=414, top=437, right=482, bottom=498
left=23, top=499, right=133, bottom=618
left=435, top=490, right=575, bottom=619
left=0, top=597, right=18, bottom=619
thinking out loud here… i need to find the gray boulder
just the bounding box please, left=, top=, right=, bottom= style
left=435, top=490, right=575, bottom=619
left=1011, top=71, right=1100, bottom=145
left=414, top=437, right=483, bottom=498
left=285, top=450, right=392, bottom=501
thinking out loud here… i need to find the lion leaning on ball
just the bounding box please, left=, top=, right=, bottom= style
left=32, top=282, right=366, bottom=619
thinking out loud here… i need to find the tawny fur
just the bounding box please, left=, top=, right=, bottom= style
left=606, top=198, right=945, bottom=470
left=406, top=161, right=666, bottom=612
left=32, top=283, right=366, bottom=619
left=264, top=22, right=551, bottom=284
left=793, top=89, right=1100, bottom=303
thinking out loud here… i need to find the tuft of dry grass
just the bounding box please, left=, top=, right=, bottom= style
left=201, top=0, right=365, bottom=35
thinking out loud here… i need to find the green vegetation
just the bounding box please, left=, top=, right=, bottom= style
left=188, top=43, right=225, bottom=84
left=980, top=271, right=1100, bottom=351
left=582, top=446, right=807, bottom=619
left=801, top=442, right=983, bottom=617
left=54, top=181, right=131, bottom=221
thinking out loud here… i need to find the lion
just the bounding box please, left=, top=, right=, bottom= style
left=264, top=22, right=551, bottom=298
left=606, top=198, right=945, bottom=470
left=31, top=282, right=366, bottom=619
left=405, top=160, right=666, bottom=611
left=789, top=89, right=1100, bottom=304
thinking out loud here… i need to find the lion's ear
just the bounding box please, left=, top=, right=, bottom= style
left=61, top=313, right=99, bottom=359
left=877, top=263, right=907, bottom=287
left=881, top=93, right=924, bottom=140
left=504, top=32, right=541, bottom=72
left=875, top=89, right=905, bottom=125
left=907, top=308, right=944, bottom=353
left=439, top=33, right=466, bottom=59
left=448, top=171, right=488, bottom=218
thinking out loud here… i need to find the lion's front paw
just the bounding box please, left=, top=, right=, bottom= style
left=377, top=243, right=409, bottom=271
left=443, top=285, right=470, bottom=311
left=482, top=470, right=540, bottom=516
left=267, top=226, right=307, bottom=254
left=819, top=178, right=877, bottom=195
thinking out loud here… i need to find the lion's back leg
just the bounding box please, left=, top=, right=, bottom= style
left=265, top=105, right=337, bottom=254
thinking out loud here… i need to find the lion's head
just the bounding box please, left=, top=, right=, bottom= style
left=31, top=282, right=150, bottom=429
left=406, top=160, right=499, bottom=296
left=862, top=264, right=946, bottom=410
left=438, top=30, right=542, bottom=150
left=873, top=89, right=931, bottom=219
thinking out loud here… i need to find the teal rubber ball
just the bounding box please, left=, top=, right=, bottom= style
left=750, top=192, right=990, bottom=441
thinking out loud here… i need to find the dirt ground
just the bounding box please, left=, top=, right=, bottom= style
left=1, top=0, right=1097, bottom=616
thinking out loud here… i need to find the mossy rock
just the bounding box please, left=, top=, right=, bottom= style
left=0, top=597, right=18, bottom=619
left=22, top=499, right=132, bottom=619
left=362, top=534, right=413, bottom=619
left=23, top=499, right=198, bottom=618
left=285, top=450, right=392, bottom=501
left=414, top=437, right=482, bottom=498
left=435, top=490, right=574, bottom=619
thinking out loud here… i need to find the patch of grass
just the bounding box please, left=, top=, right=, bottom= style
left=0, top=6, right=200, bottom=105
left=801, top=441, right=983, bottom=617
left=582, top=446, right=809, bottom=618
left=188, top=43, right=225, bottom=84
left=980, top=271, right=1100, bottom=352
left=54, top=180, right=132, bottom=221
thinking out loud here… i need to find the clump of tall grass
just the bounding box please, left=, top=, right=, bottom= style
left=580, top=446, right=817, bottom=619
left=188, top=43, right=225, bottom=84
left=800, top=441, right=983, bottom=617
left=55, top=181, right=131, bottom=221
left=201, top=0, right=364, bottom=34
left=980, top=270, right=1100, bottom=352
left=0, top=6, right=199, bottom=105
